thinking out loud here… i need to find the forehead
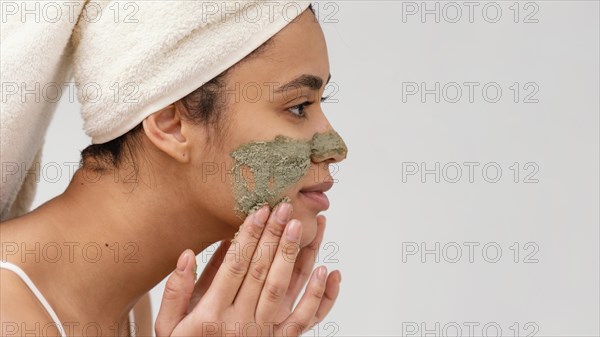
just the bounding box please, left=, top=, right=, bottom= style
left=232, top=9, right=330, bottom=86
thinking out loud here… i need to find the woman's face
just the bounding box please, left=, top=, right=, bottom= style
left=185, top=8, right=347, bottom=247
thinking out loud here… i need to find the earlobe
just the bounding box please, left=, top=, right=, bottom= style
left=142, top=105, right=190, bottom=163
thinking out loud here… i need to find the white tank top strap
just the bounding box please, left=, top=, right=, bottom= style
left=0, top=260, right=67, bottom=337
left=128, top=309, right=136, bottom=337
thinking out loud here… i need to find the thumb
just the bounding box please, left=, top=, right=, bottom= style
left=155, top=249, right=197, bottom=337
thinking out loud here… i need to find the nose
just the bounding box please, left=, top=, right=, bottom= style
left=310, top=128, right=348, bottom=164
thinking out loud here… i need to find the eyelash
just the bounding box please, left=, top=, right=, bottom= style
left=287, top=95, right=330, bottom=119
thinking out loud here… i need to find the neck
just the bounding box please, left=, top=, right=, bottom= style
left=19, top=166, right=235, bottom=328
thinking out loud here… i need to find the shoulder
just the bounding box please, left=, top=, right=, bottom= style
left=0, top=268, right=59, bottom=336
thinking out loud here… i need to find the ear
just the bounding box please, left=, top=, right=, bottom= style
left=142, top=103, right=190, bottom=163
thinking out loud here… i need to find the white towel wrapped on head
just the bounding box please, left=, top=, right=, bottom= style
left=73, top=0, right=311, bottom=144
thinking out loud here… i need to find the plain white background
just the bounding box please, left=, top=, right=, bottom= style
left=29, top=1, right=599, bottom=336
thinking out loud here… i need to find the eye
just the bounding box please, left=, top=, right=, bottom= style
left=286, top=95, right=330, bottom=119
left=287, top=102, right=309, bottom=119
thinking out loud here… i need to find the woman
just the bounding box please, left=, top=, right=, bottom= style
left=0, top=2, right=346, bottom=336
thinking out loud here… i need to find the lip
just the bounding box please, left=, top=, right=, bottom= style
left=299, top=180, right=334, bottom=210
left=300, top=180, right=334, bottom=193
left=299, top=190, right=330, bottom=210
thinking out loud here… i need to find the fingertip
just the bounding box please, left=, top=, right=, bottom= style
left=285, top=218, right=303, bottom=242
left=252, top=204, right=270, bottom=225
left=332, top=269, right=341, bottom=284
left=185, top=249, right=196, bottom=262
left=325, top=270, right=342, bottom=298
left=177, top=249, right=193, bottom=271
left=316, top=265, right=327, bottom=282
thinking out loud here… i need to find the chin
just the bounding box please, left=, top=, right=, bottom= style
left=290, top=193, right=322, bottom=248
left=298, top=214, right=318, bottom=247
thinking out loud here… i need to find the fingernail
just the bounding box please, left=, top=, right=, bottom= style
left=317, top=266, right=327, bottom=282
left=338, top=271, right=342, bottom=284
left=177, top=250, right=190, bottom=272
left=276, top=202, right=292, bottom=224
left=253, top=205, right=269, bottom=226
left=286, top=219, right=302, bottom=241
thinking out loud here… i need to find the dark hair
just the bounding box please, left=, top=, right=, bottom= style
left=79, top=4, right=315, bottom=172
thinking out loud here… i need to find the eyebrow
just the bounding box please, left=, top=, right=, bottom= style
left=274, top=73, right=332, bottom=94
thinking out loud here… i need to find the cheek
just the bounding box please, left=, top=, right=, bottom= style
left=229, top=135, right=312, bottom=219
left=190, top=154, right=239, bottom=220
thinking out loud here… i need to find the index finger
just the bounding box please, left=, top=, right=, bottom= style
left=281, top=214, right=326, bottom=311
left=199, top=205, right=270, bottom=309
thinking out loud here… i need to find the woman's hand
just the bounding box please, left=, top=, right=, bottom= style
left=154, top=203, right=342, bottom=337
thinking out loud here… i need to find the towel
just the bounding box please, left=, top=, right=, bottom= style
left=1, top=1, right=84, bottom=221
left=1, top=0, right=311, bottom=221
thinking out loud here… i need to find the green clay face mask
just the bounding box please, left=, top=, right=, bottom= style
left=229, top=129, right=348, bottom=219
